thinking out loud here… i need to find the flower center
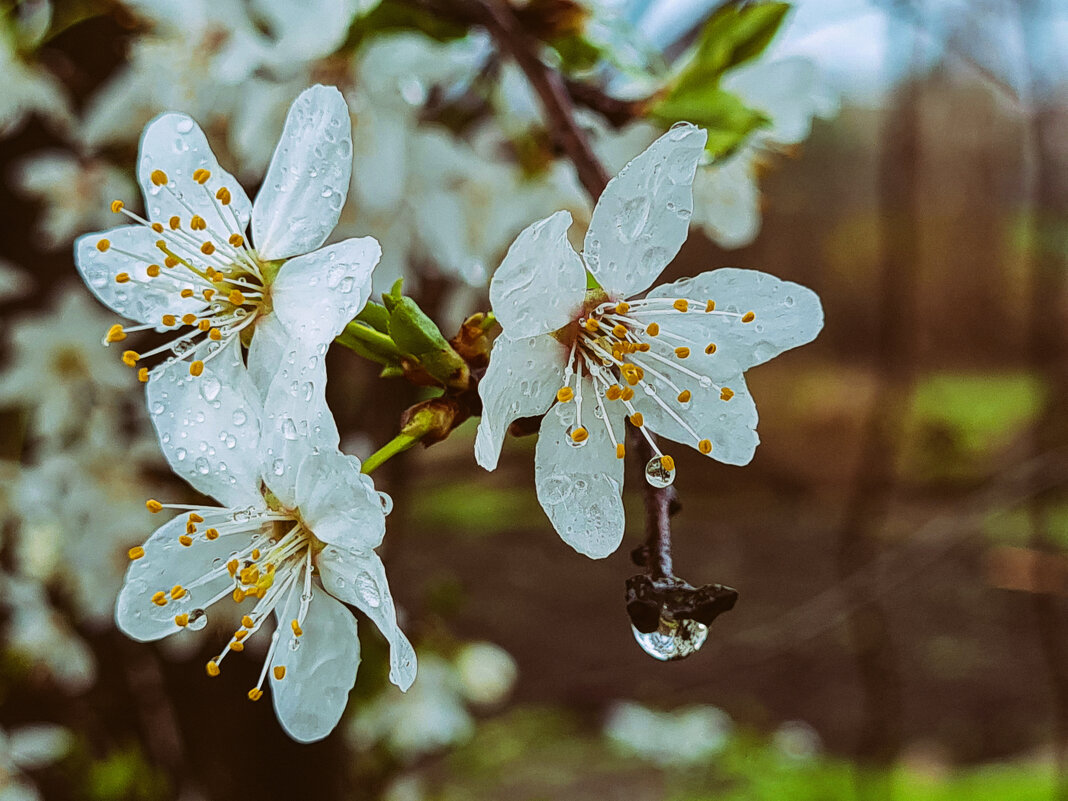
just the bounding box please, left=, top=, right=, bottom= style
left=555, top=293, right=756, bottom=487
left=97, top=169, right=267, bottom=382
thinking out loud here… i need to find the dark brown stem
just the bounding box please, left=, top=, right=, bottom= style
left=633, top=430, right=677, bottom=580
left=563, top=78, right=647, bottom=129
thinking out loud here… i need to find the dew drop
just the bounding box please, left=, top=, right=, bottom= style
left=176, top=118, right=194, bottom=134
left=631, top=618, right=708, bottom=661
left=194, top=456, right=211, bottom=475
left=150, top=401, right=165, bottom=415
left=231, top=409, right=247, bottom=426
left=175, top=447, right=187, bottom=461
left=698, top=376, right=713, bottom=389
left=272, top=459, right=285, bottom=476
left=187, top=608, right=208, bottom=631
left=644, top=456, right=676, bottom=488
left=199, top=374, right=222, bottom=402
left=281, top=417, right=298, bottom=440
left=355, top=574, right=381, bottom=608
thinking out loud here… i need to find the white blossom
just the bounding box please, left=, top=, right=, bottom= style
left=604, top=701, right=732, bottom=767
left=74, top=85, right=379, bottom=391
left=0, top=722, right=72, bottom=801
left=117, top=339, right=415, bottom=743
left=476, top=124, right=823, bottom=558
left=0, top=0, right=72, bottom=138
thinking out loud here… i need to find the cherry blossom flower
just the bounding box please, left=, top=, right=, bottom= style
left=116, top=340, right=415, bottom=742
left=476, top=123, right=823, bottom=559
left=74, top=84, right=378, bottom=390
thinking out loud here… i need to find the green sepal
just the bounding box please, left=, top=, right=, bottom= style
left=356, top=300, right=391, bottom=334
left=387, top=297, right=470, bottom=390
left=648, top=87, right=770, bottom=159
left=336, top=320, right=404, bottom=367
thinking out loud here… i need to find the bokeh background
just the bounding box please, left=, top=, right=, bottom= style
left=0, top=0, right=1066, bottom=799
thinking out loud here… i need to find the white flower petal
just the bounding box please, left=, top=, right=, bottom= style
left=296, top=451, right=385, bottom=550
left=691, top=153, right=761, bottom=249
left=115, top=513, right=255, bottom=642
left=632, top=372, right=759, bottom=466
left=646, top=267, right=824, bottom=371
left=260, top=341, right=340, bottom=507
left=74, top=226, right=206, bottom=325
left=318, top=545, right=417, bottom=691
left=583, top=123, right=707, bottom=297
left=534, top=386, right=626, bottom=558
left=146, top=338, right=264, bottom=508
left=489, top=210, right=586, bottom=337
left=246, top=311, right=290, bottom=400
left=271, top=584, right=360, bottom=744
left=252, top=85, right=353, bottom=260
left=138, top=113, right=252, bottom=233
left=475, top=334, right=565, bottom=470
left=272, top=236, right=380, bottom=344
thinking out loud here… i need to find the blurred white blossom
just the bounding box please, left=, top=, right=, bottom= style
left=0, top=722, right=71, bottom=801
left=604, top=701, right=732, bottom=767
left=0, top=0, right=71, bottom=138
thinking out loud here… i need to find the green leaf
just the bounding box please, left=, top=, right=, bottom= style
left=336, top=321, right=404, bottom=366
left=648, top=86, right=769, bottom=158
left=345, top=0, right=469, bottom=51
left=387, top=297, right=469, bottom=388
left=550, top=34, right=605, bottom=73
left=355, top=300, right=391, bottom=334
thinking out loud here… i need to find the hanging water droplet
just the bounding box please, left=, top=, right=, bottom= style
left=272, top=459, right=285, bottom=476
left=199, top=374, right=222, bottom=402
left=355, top=573, right=382, bottom=608
left=644, top=456, right=676, bottom=488
left=194, top=456, right=211, bottom=475
left=281, top=417, right=298, bottom=440
left=631, top=618, right=708, bottom=661
left=187, top=609, right=208, bottom=631
left=378, top=492, right=393, bottom=515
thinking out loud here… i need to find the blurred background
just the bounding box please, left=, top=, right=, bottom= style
left=0, top=0, right=1066, bottom=798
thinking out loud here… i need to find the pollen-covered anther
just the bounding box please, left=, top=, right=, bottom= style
left=232, top=588, right=245, bottom=602
left=151, top=222, right=164, bottom=233
left=629, top=412, right=644, bottom=427
left=233, top=630, right=248, bottom=641
left=677, top=390, right=692, bottom=403
left=215, top=187, right=231, bottom=205
left=170, top=584, right=186, bottom=600
left=241, top=615, right=254, bottom=628
left=612, top=323, right=627, bottom=338
left=206, top=660, right=221, bottom=677
left=114, top=272, right=130, bottom=284
left=150, top=169, right=168, bottom=186
left=168, top=215, right=180, bottom=230
left=198, top=319, right=211, bottom=332
left=645, top=322, right=660, bottom=336
left=247, top=688, right=263, bottom=701
left=174, top=614, right=189, bottom=627
left=106, top=324, right=126, bottom=343
left=110, top=200, right=124, bottom=213
left=699, top=439, right=713, bottom=455
left=616, top=443, right=625, bottom=459
left=228, top=234, right=244, bottom=247
left=151, top=591, right=167, bottom=606
left=179, top=287, right=193, bottom=298
left=188, top=513, right=204, bottom=523
left=273, top=666, right=286, bottom=680
left=673, top=299, right=689, bottom=312
left=615, top=302, right=630, bottom=314
left=208, top=328, right=222, bottom=341
left=96, top=238, right=111, bottom=252
left=583, top=318, right=600, bottom=333
left=137, top=368, right=149, bottom=383
left=187, top=215, right=206, bottom=231
left=705, top=343, right=717, bottom=354
left=227, top=559, right=239, bottom=577
left=192, top=168, right=211, bottom=185
left=122, top=350, right=139, bottom=366
left=742, top=311, right=756, bottom=323
left=128, top=546, right=145, bottom=560
left=660, top=455, right=675, bottom=471
left=291, top=620, right=303, bottom=637
left=165, top=256, right=180, bottom=268
left=179, top=535, right=193, bottom=547
left=146, top=264, right=161, bottom=278
left=570, top=427, right=589, bottom=443
left=189, top=360, right=205, bottom=377
left=229, top=641, right=245, bottom=652
left=720, top=387, right=735, bottom=401
left=674, top=347, right=690, bottom=359
left=605, top=384, right=622, bottom=401
left=161, top=314, right=177, bottom=327
left=621, top=387, right=635, bottom=401
left=200, top=242, right=215, bottom=255
left=228, top=289, right=245, bottom=305
left=556, top=387, right=574, bottom=403
left=205, top=528, right=219, bottom=540
left=705, top=300, right=716, bottom=312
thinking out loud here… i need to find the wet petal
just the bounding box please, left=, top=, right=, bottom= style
left=296, top=450, right=385, bottom=551
left=246, top=311, right=290, bottom=400
left=318, top=545, right=417, bottom=691
left=489, top=210, right=586, bottom=337
left=260, top=340, right=340, bottom=507
left=691, top=153, right=760, bottom=249
left=646, top=267, right=823, bottom=371
left=272, top=236, right=380, bottom=345
left=115, top=512, right=256, bottom=642
left=271, top=584, right=360, bottom=744
left=633, top=371, right=759, bottom=465
left=75, top=225, right=206, bottom=325
left=146, top=338, right=264, bottom=508
left=475, top=334, right=566, bottom=471
left=583, top=123, right=706, bottom=297
left=252, top=85, right=353, bottom=260
left=534, top=385, right=626, bottom=558
left=138, top=112, right=252, bottom=233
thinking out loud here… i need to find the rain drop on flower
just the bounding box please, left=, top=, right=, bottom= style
left=355, top=573, right=381, bottom=608
left=187, top=609, right=208, bottom=631
left=378, top=492, right=393, bottom=515
left=199, top=375, right=221, bottom=402
left=644, top=456, right=676, bottom=488
left=281, top=417, right=298, bottom=440
left=631, top=618, right=708, bottom=661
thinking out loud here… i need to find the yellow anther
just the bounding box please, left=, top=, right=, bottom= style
left=189, top=215, right=206, bottom=231
left=174, top=614, right=189, bottom=627
left=146, top=499, right=163, bottom=513
left=146, top=264, right=161, bottom=278
left=674, top=347, right=690, bottom=359
left=188, top=513, right=204, bottom=523
left=242, top=615, right=254, bottom=628
left=169, top=215, right=181, bottom=230
left=705, top=300, right=717, bottom=312
left=615, top=302, right=630, bottom=314
left=150, top=169, right=168, bottom=186
left=232, top=588, right=245, bottom=602
left=106, top=324, right=126, bottom=343
left=151, top=222, right=164, bottom=233
left=661, top=455, right=675, bottom=471
left=616, top=443, right=625, bottom=459
left=699, top=439, right=713, bottom=454
left=179, top=287, right=193, bottom=297
left=206, top=660, right=220, bottom=677
left=742, top=311, right=755, bottom=323
left=247, top=688, right=262, bottom=701
left=584, top=317, right=600, bottom=332
left=673, top=299, right=689, bottom=312
left=115, top=272, right=130, bottom=284
left=638, top=343, right=651, bottom=352
left=179, top=535, right=193, bottom=547
left=605, top=385, right=622, bottom=401
left=273, top=666, right=286, bottom=680
left=193, top=168, right=211, bottom=184
left=189, top=361, right=205, bottom=377
left=228, top=289, right=245, bottom=306
left=170, top=584, right=186, bottom=600
left=251, top=549, right=261, bottom=560
left=152, top=591, right=167, bottom=606
left=128, top=546, right=145, bottom=560
left=629, top=412, right=644, bottom=427
left=624, top=370, right=641, bottom=386
left=208, top=328, right=222, bottom=341
left=165, top=256, right=180, bottom=268
left=229, top=641, right=244, bottom=652
left=233, top=630, right=248, bottom=641
left=705, top=343, right=717, bottom=355
left=205, top=527, right=219, bottom=540
left=198, top=319, right=211, bottom=332
left=720, top=387, right=735, bottom=401
left=556, top=387, right=574, bottom=403
left=228, top=234, right=244, bottom=247
left=202, top=289, right=215, bottom=302
left=161, top=314, right=177, bottom=327
left=110, top=200, right=124, bottom=213
left=96, top=238, right=111, bottom=252
left=612, top=323, right=627, bottom=338
left=291, top=619, right=303, bottom=637
left=227, top=559, right=238, bottom=577
left=180, top=313, right=197, bottom=325
left=646, top=322, right=659, bottom=336
left=570, top=427, right=589, bottom=443
left=122, top=350, right=139, bottom=366
left=216, top=187, right=231, bottom=205
left=137, top=368, right=149, bottom=383
left=677, top=390, right=692, bottom=403
left=621, top=387, right=635, bottom=401
left=200, top=242, right=215, bottom=255
left=204, top=267, right=219, bottom=281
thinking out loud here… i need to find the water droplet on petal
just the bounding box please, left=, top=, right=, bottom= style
left=645, top=456, right=676, bottom=488
left=175, top=447, right=187, bottom=461
left=176, top=118, right=194, bottom=134
left=355, top=573, right=381, bottom=608
left=187, top=608, right=208, bottom=630
left=194, top=456, right=211, bottom=475
left=232, top=409, right=247, bottom=426
left=199, top=374, right=221, bottom=402
left=281, top=417, right=298, bottom=440
left=272, top=459, right=285, bottom=476
left=631, top=618, right=708, bottom=661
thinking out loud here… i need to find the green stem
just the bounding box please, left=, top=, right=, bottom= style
left=336, top=321, right=405, bottom=362
left=361, top=431, right=422, bottom=474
